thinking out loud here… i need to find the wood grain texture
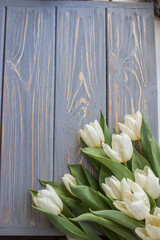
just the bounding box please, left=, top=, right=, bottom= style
left=0, top=6, right=56, bottom=232
left=107, top=7, right=158, bottom=138
left=0, top=1, right=153, bottom=8
left=54, top=7, right=106, bottom=181
left=0, top=7, right=5, bottom=124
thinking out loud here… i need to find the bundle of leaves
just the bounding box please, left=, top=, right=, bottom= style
left=29, top=111, right=160, bottom=240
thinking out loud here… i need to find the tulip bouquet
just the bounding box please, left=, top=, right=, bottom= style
left=29, top=111, right=160, bottom=240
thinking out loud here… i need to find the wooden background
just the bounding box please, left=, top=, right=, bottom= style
left=0, top=0, right=158, bottom=238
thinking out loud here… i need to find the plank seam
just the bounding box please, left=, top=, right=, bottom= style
left=0, top=6, right=7, bottom=177
left=53, top=6, right=57, bottom=181
left=105, top=7, right=109, bottom=126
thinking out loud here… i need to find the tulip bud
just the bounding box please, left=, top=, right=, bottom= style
left=113, top=178, right=150, bottom=220
left=102, top=133, right=133, bottom=163
left=62, top=174, right=77, bottom=195
left=79, top=119, right=104, bottom=147
left=102, top=176, right=121, bottom=200
left=135, top=207, right=160, bottom=240
left=118, top=111, right=142, bottom=141
left=33, top=184, right=63, bottom=215
left=135, top=166, right=160, bottom=199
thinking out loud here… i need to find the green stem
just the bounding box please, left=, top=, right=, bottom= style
left=124, top=161, right=128, bottom=168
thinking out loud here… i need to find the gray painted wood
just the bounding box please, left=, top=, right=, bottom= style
left=0, top=8, right=5, bottom=127
left=0, top=0, right=153, bottom=9
left=0, top=6, right=55, bottom=232
left=54, top=7, right=106, bottom=181
left=0, top=1, right=158, bottom=237
left=107, top=7, right=158, bottom=139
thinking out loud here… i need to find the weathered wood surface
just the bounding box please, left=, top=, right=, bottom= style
left=107, top=7, right=158, bottom=139
left=54, top=7, right=106, bottom=181
left=0, top=1, right=153, bottom=8
left=0, top=7, right=57, bottom=233
left=0, top=1, right=158, bottom=237
left=0, top=8, right=5, bottom=126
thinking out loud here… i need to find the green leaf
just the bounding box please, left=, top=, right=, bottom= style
left=99, top=164, right=112, bottom=187
left=82, top=166, right=99, bottom=191
left=146, top=193, right=156, bottom=214
left=28, top=189, right=38, bottom=198
left=71, top=213, right=138, bottom=240
left=90, top=210, right=144, bottom=230
left=69, top=164, right=99, bottom=191
left=156, top=196, right=160, bottom=208
left=32, top=206, right=90, bottom=240
left=81, top=147, right=134, bottom=181
left=98, top=192, right=116, bottom=210
left=132, top=148, right=151, bottom=173
left=39, top=180, right=73, bottom=198
left=60, top=196, right=85, bottom=215
left=79, top=223, right=103, bottom=240
left=70, top=185, right=109, bottom=211
left=113, top=128, right=118, bottom=134
left=100, top=110, right=112, bottom=146
left=141, top=114, right=160, bottom=178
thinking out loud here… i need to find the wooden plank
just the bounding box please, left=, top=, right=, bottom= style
left=0, top=6, right=56, bottom=233
left=0, top=1, right=153, bottom=9
left=0, top=7, right=5, bottom=124
left=107, top=7, right=158, bottom=139
left=54, top=7, right=106, bottom=181
left=155, top=18, right=160, bottom=141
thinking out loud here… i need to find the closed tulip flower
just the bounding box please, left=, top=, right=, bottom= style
left=118, top=111, right=142, bottom=141
left=102, top=176, right=121, bottom=200
left=79, top=119, right=104, bottom=147
left=62, top=174, right=77, bottom=195
left=102, top=133, right=133, bottom=163
left=135, top=166, right=160, bottom=199
left=33, top=184, right=63, bottom=215
left=135, top=207, right=160, bottom=240
left=113, top=178, right=150, bottom=220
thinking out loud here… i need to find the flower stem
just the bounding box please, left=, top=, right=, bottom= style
left=124, top=161, right=128, bottom=168
left=60, top=213, right=69, bottom=221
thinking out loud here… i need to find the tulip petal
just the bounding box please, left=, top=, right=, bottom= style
left=102, top=183, right=117, bottom=199
left=62, top=176, right=76, bottom=196
left=112, top=133, right=133, bottom=162
left=85, top=125, right=101, bottom=147
left=125, top=199, right=150, bottom=220
left=118, top=122, right=137, bottom=141
left=109, top=177, right=121, bottom=200
left=79, top=127, right=94, bottom=147
left=46, top=184, right=63, bottom=210
left=120, top=178, right=131, bottom=200
left=146, top=168, right=160, bottom=199
left=135, top=169, right=147, bottom=189
left=134, top=111, right=142, bottom=139
left=64, top=174, right=77, bottom=185
left=147, top=225, right=160, bottom=239
left=90, top=119, right=105, bottom=143
left=135, top=227, right=150, bottom=240
left=37, top=197, right=61, bottom=215
left=113, top=201, right=134, bottom=218
left=102, top=143, right=122, bottom=163
left=154, top=207, right=160, bottom=217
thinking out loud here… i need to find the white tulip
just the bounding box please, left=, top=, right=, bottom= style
left=79, top=119, right=104, bottom=147
left=135, top=166, right=160, bottom=199
left=118, top=111, right=142, bottom=141
left=62, top=174, right=77, bottom=195
left=135, top=207, right=160, bottom=240
left=102, top=176, right=121, bottom=200
left=33, top=184, right=63, bottom=215
left=113, top=178, right=150, bottom=220
left=102, top=133, right=133, bottom=163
